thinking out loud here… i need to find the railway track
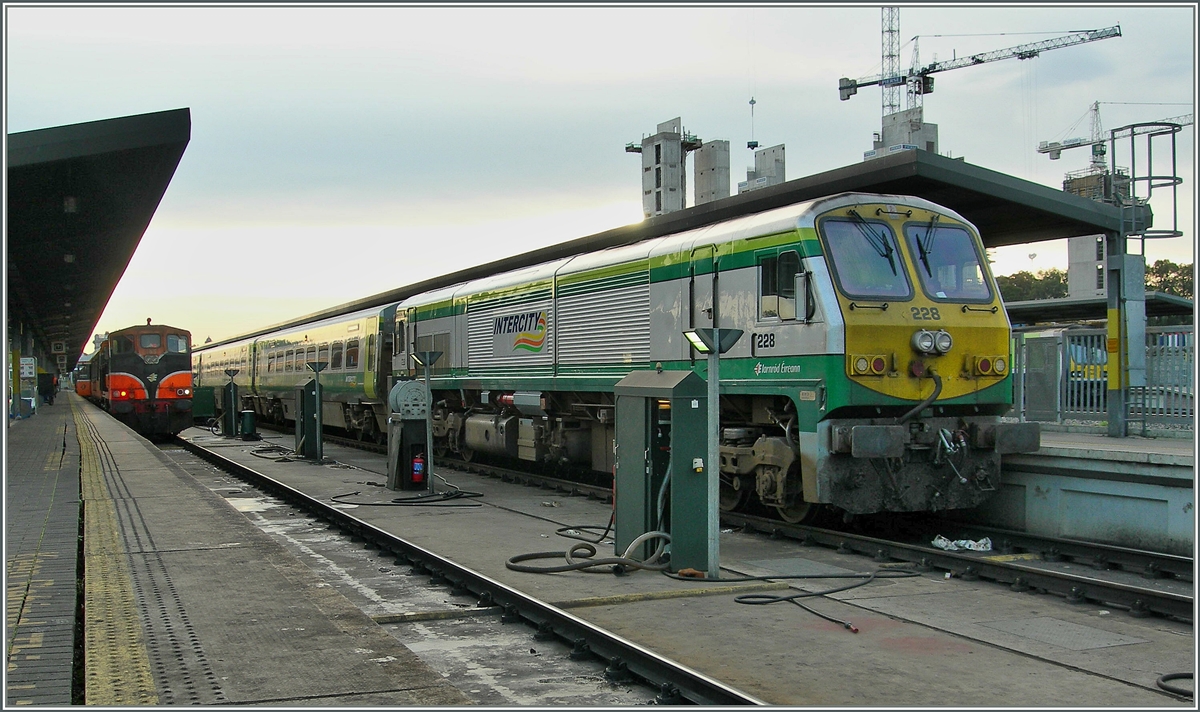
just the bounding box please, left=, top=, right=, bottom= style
left=247, top=423, right=1193, bottom=623
left=721, top=511, right=1194, bottom=623
left=175, top=434, right=763, bottom=706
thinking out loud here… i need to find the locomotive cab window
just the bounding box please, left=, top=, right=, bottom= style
left=346, top=339, right=360, bottom=369
left=114, top=335, right=136, bottom=354
left=166, top=334, right=188, bottom=353
left=140, top=333, right=162, bottom=350
left=758, top=250, right=801, bottom=320
left=330, top=342, right=343, bottom=370
left=902, top=220, right=992, bottom=302
left=819, top=216, right=912, bottom=300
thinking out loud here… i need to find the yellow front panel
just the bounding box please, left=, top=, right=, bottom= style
left=819, top=202, right=1009, bottom=401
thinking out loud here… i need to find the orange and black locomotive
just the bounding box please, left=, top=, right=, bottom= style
left=88, top=320, right=193, bottom=437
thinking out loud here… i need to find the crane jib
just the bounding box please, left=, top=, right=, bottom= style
left=838, top=25, right=1122, bottom=99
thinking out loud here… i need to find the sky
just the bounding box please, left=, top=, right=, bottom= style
left=4, top=3, right=1196, bottom=352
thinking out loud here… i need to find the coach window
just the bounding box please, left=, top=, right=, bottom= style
left=330, top=342, right=343, bottom=370
left=307, top=346, right=318, bottom=370
left=346, top=339, right=360, bottom=369
left=284, top=350, right=294, bottom=372
left=166, top=334, right=188, bottom=353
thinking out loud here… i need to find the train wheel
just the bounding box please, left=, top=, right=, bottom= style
left=719, top=475, right=750, bottom=512
left=774, top=462, right=817, bottom=523
left=459, top=446, right=475, bottom=463
left=774, top=498, right=817, bottom=524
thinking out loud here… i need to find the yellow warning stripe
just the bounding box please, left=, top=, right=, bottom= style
left=75, top=407, right=159, bottom=705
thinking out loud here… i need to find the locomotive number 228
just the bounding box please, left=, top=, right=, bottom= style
left=753, top=332, right=776, bottom=349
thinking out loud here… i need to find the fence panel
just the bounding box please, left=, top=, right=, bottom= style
left=1013, top=325, right=1192, bottom=432
left=1142, top=327, right=1194, bottom=426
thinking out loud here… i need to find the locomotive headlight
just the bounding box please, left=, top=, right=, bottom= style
left=934, top=330, right=953, bottom=354
left=993, top=357, right=1007, bottom=374
left=912, top=330, right=936, bottom=354
left=854, top=356, right=870, bottom=374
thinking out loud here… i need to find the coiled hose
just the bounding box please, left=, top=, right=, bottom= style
left=506, top=531, right=672, bottom=574
left=1156, top=672, right=1193, bottom=697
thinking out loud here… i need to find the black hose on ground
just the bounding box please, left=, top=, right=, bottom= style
left=1156, top=672, right=1193, bottom=697
left=330, top=488, right=484, bottom=507
left=664, top=567, right=922, bottom=633
left=554, top=511, right=615, bottom=545
left=506, top=531, right=670, bottom=574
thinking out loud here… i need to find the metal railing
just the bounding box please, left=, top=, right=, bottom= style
left=1011, top=326, right=1194, bottom=431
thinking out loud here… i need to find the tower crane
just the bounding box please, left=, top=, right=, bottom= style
left=1038, top=101, right=1193, bottom=166
left=839, top=24, right=1122, bottom=105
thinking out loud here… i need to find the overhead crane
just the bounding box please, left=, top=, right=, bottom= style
left=1038, top=101, right=1193, bottom=166
left=839, top=23, right=1122, bottom=107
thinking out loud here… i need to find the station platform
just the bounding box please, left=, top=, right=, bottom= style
left=6, top=395, right=1193, bottom=706
left=979, top=429, right=1196, bottom=556
left=6, top=394, right=80, bottom=705
left=5, top=393, right=470, bottom=706
left=176, top=423, right=1192, bottom=706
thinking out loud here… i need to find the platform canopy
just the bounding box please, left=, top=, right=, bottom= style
left=7, top=108, right=191, bottom=369
left=213, top=147, right=1148, bottom=350
left=1007, top=291, right=1194, bottom=325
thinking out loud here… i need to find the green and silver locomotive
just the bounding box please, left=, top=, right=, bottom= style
left=194, top=191, right=1038, bottom=521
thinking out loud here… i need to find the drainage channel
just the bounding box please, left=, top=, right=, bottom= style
left=172, top=437, right=764, bottom=706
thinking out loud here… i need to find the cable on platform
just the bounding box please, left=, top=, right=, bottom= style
left=1156, top=672, right=1193, bottom=697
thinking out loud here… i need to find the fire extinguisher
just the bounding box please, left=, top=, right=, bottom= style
left=412, top=453, right=425, bottom=484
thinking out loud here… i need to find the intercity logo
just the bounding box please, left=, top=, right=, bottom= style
left=493, top=310, right=548, bottom=353
left=754, top=361, right=802, bottom=376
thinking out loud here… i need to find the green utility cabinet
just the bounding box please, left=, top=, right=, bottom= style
left=294, top=379, right=319, bottom=459
left=613, top=370, right=708, bottom=573
left=191, top=386, right=216, bottom=423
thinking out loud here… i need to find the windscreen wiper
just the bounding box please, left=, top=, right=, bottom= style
left=847, top=209, right=897, bottom=276
left=916, top=214, right=940, bottom=277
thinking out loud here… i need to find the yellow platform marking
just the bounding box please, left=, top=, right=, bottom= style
left=44, top=452, right=60, bottom=471
left=983, top=552, right=1043, bottom=562
left=76, top=408, right=160, bottom=706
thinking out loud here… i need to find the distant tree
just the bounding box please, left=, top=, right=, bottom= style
left=1145, top=259, right=1194, bottom=326
left=995, top=268, right=1068, bottom=302
left=1145, top=259, right=1193, bottom=300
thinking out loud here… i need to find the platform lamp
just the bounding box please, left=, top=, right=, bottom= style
left=682, top=327, right=743, bottom=579
left=306, top=361, right=327, bottom=462
left=411, top=351, right=443, bottom=494
left=223, top=369, right=240, bottom=438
